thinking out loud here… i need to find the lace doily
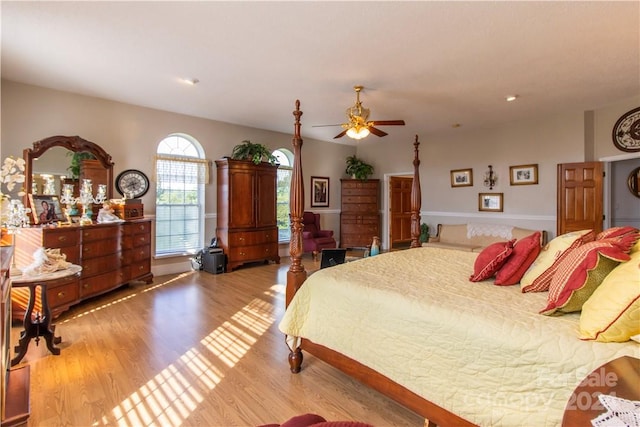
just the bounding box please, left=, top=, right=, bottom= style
left=592, top=394, right=640, bottom=427
left=467, top=223, right=514, bottom=239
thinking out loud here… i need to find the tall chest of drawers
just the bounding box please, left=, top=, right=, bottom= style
left=12, top=219, right=153, bottom=319
left=340, top=179, right=380, bottom=248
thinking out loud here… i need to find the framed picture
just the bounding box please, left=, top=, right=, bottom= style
left=311, top=176, right=330, bottom=207
left=478, top=193, right=503, bottom=212
left=509, top=164, right=538, bottom=185
left=450, top=168, right=473, bottom=187
left=29, top=194, right=64, bottom=224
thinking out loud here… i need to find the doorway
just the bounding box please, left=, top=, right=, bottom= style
left=388, top=175, right=413, bottom=250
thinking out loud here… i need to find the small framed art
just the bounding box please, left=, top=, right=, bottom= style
left=450, top=168, right=473, bottom=187
left=311, top=176, right=330, bottom=207
left=29, top=194, right=64, bottom=224
left=509, top=164, right=538, bottom=185
left=478, top=193, right=503, bottom=212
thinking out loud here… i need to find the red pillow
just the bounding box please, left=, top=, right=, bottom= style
left=494, top=232, right=542, bottom=286
left=469, top=240, right=515, bottom=282
left=596, top=226, right=638, bottom=240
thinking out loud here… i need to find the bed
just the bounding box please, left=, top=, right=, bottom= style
left=280, top=101, right=640, bottom=426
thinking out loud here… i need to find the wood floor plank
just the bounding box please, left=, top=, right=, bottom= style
left=11, top=257, right=424, bottom=426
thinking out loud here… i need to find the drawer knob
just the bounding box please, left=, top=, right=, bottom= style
left=58, top=236, right=67, bottom=242
left=57, top=291, right=65, bottom=298
left=239, top=237, right=245, bottom=241
left=83, top=283, right=89, bottom=289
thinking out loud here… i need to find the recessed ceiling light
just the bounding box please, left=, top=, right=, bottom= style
left=505, top=95, right=518, bottom=102
left=182, top=78, right=199, bottom=86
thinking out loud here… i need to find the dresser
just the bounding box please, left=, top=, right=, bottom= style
left=215, top=158, right=280, bottom=271
left=340, top=179, right=380, bottom=248
left=12, top=219, right=153, bottom=319
left=1, top=245, right=30, bottom=427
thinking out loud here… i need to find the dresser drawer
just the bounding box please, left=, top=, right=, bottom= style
left=80, top=271, right=119, bottom=298
left=133, top=233, right=150, bottom=247
left=228, top=243, right=277, bottom=260
left=228, top=229, right=278, bottom=246
left=130, top=260, right=151, bottom=278
left=47, top=279, right=80, bottom=309
left=82, top=238, right=119, bottom=259
left=82, top=225, right=119, bottom=242
left=131, top=245, right=150, bottom=262
left=43, top=228, right=79, bottom=248
left=81, top=253, right=120, bottom=277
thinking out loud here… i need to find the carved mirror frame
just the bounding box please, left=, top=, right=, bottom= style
left=23, top=135, right=115, bottom=206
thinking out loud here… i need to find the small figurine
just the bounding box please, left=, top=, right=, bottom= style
left=97, top=201, right=124, bottom=223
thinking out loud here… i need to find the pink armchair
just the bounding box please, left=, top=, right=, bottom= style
left=302, top=211, right=337, bottom=260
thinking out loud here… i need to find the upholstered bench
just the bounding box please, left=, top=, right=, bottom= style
left=423, top=223, right=547, bottom=252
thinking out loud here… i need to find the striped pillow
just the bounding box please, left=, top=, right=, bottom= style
left=521, top=230, right=595, bottom=293
left=540, top=238, right=633, bottom=315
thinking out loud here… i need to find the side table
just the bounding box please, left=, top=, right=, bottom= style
left=10, top=265, right=82, bottom=366
left=562, top=355, right=640, bottom=426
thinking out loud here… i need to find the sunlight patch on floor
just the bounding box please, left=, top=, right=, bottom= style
left=94, top=284, right=281, bottom=426
left=59, top=272, right=194, bottom=324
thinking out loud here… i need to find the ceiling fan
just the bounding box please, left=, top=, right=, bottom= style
left=314, top=85, right=405, bottom=140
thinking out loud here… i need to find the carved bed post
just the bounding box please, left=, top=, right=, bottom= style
left=410, top=135, right=422, bottom=248
left=286, top=100, right=306, bottom=373
left=287, top=100, right=307, bottom=307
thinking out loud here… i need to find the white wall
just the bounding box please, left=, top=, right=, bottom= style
left=2, top=79, right=638, bottom=263
left=358, top=95, right=640, bottom=246
left=1, top=80, right=353, bottom=274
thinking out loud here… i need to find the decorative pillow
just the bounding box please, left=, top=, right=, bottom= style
left=494, top=232, right=541, bottom=286
left=579, top=251, right=640, bottom=342
left=469, top=240, right=515, bottom=282
left=521, top=230, right=595, bottom=293
left=540, top=240, right=631, bottom=315
left=596, top=226, right=638, bottom=240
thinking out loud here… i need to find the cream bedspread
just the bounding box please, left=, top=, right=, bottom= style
left=279, top=247, right=639, bottom=426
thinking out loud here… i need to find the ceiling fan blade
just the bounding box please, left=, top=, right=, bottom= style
left=370, top=120, right=405, bottom=126
left=312, top=124, right=344, bottom=127
left=333, top=129, right=348, bottom=139
left=368, top=126, right=388, bottom=137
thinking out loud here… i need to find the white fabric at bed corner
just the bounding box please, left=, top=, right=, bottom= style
left=279, top=247, right=640, bottom=427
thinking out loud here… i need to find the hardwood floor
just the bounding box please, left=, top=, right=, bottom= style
left=11, top=257, right=424, bottom=426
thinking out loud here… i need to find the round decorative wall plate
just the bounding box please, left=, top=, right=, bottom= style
left=612, top=106, right=640, bottom=152
left=115, top=169, right=149, bottom=198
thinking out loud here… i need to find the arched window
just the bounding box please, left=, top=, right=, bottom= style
left=273, top=148, right=293, bottom=242
left=155, top=134, right=208, bottom=256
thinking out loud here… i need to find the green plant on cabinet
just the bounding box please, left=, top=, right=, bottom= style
left=231, top=140, right=277, bottom=165
left=345, top=155, right=374, bottom=180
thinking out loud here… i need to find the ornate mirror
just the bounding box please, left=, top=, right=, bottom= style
left=628, top=166, right=640, bottom=199
left=23, top=135, right=114, bottom=209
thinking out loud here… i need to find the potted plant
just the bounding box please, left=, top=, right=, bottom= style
left=231, top=140, right=277, bottom=165
left=345, top=155, right=374, bottom=180
left=419, top=223, right=429, bottom=243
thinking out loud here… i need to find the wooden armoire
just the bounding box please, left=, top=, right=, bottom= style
left=215, top=158, right=280, bottom=271
left=340, top=179, right=381, bottom=248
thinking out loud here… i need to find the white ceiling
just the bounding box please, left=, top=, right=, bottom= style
left=2, top=1, right=639, bottom=145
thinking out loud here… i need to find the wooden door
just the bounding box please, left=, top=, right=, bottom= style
left=557, top=162, right=603, bottom=236
left=389, top=176, right=413, bottom=248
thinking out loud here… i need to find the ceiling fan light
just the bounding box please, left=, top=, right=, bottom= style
left=347, top=126, right=370, bottom=140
